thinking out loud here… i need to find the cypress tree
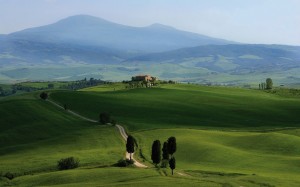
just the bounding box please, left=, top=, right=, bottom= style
left=126, top=135, right=135, bottom=161
left=151, top=140, right=161, bottom=166
left=161, top=141, right=169, bottom=168
left=162, top=141, right=169, bottom=160
left=169, top=156, right=176, bottom=175
left=167, top=137, right=176, bottom=156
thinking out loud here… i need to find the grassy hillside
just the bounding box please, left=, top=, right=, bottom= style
left=51, top=84, right=300, bottom=131
left=0, top=93, right=124, bottom=175
left=1, top=84, right=300, bottom=186
left=133, top=128, right=300, bottom=186
left=5, top=168, right=229, bottom=187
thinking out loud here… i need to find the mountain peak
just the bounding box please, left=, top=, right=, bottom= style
left=147, top=23, right=175, bottom=30
left=55, top=14, right=116, bottom=27
left=7, top=15, right=234, bottom=52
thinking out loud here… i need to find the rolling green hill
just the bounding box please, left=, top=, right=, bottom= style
left=133, top=128, right=300, bottom=186
left=0, top=93, right=124, bottom=175
left=51, top=84, right=300, bottom=131
left=1, top=84, right=300, bottom=186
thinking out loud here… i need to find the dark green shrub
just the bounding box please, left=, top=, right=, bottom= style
left=111, top=119, right=117, bottom=125
left=40, top=92, right=48, bottom=100
left=57, top=157, right=79, bottom=170
left=4, top=172, right=15, bottom=180
left=99, top=112, right=111, bottom=124
left=115, top=159, right=134, bottom=167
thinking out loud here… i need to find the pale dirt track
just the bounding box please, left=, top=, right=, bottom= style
left=116, top=125, right=148, bottom=168
left=47, top=99, right=98, bottom=123
left=47, top=98, right=147, bottom=168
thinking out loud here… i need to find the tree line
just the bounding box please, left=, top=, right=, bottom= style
left=259, top=78, right=273, bottom=90
left=126, top=135, right=177, bottom=175
left=60, top=78, right=109, bottom=90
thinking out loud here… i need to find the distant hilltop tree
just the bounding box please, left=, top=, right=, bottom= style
left=48, top=83, right=54, bottom=89
left=40, top=92, right=48, bottom=100
left=266, top=78, right=273, bottom=89
left=259, top=82, right=266, bottom=90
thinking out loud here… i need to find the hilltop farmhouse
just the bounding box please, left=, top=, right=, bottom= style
left=131, top=75, right=157, bottom=82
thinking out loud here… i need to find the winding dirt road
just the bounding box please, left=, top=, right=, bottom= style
left=116, top=125, right=148, bottom=168
left=47, top=99, right=98, bottom=123
left=47, top=98, right=147, bottom=168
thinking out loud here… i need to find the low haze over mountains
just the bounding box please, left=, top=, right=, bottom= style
left=0, top=15, right=300, bottom=86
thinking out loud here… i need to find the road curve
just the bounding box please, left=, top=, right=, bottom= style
left=46, top=98, right=147, bottom=168
left=116, top=125, right=148, bottom=168
left=47, top=97, right=193, bottom=175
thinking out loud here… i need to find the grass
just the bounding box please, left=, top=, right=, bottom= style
left=1, top=84, right=300, bottom=186
left=17, top=81, right=69, bottom=89
left=133, top=129, right=300, bottom=180
left=2, top=167, right=230, bottom=187
left=0, top=92, right=124, bottom=175
left=80, top=82, right=127, bottom=92
left=50, top=83, right=300, bottom=131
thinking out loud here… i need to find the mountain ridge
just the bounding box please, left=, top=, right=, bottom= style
left=3, top=15, right=234, bottom=52
left=1, top=15, right=300, bottom=85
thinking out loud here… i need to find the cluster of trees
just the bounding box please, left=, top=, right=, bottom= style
left=151, top=137, right=177, bottom=175
left=125, top=80, right=158, bottom=89
left=1, top=83, right=58, bottom=97
left=1, top=78, right=111, bottom=97
left=160, top=80, right=176, bottom=84
left=259, top=78, right=273, bottom=90
left=123, top=79, right=177, bottom=89
left=0, top=86, right=12, bottom=97
left=125, top=135, right=176, bottom=174
left=0, top=84, right=42, bottom=97
left=60, top=78, right=108, bottom=90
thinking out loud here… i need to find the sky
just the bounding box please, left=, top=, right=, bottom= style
left=0, top=0, right=299, bottom=45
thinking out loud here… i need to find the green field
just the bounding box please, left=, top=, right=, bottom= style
left=18, top=81, right=69, bottom=89
left=51, top=84, right=300, bottom=131
left=1, top=84, right=300, bottom=186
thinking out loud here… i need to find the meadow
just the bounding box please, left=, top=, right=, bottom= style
left=51, top=84, right=300, bottom=131
left=1, top=83, right=300, bottom=186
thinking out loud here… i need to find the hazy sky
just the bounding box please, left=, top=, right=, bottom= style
left=0, top=0, right=299, bottom=45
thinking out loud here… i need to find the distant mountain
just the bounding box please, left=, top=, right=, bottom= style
left=126, top=44, right=300, bottom=72
left=1, top=15, right=300, bottom=85
left=5, top=15, right=234, bottom=53
left=0, top=38, right=129, bottom=65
